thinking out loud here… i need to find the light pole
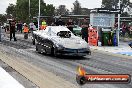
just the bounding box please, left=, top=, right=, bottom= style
left=38, top=0, right=40, bottom=30
left=29, top=0, right=31, bottom=19
left=117, top=0, right=121, bottom=46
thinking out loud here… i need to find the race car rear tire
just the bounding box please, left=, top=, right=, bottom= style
left=36, top=44, right=41, bottom=54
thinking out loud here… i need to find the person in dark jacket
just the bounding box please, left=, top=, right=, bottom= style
left=81, top=18, right=89, bottom=43
left=9, top=18, right=17, bottom=41
left=17, top=21, right=23, bottom=33
left=67, top=19, right=74, bottom=32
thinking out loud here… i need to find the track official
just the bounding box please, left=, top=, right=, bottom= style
left=23, top=23, right=29, bottom=39
left=41, top=19, right=47, bottom=30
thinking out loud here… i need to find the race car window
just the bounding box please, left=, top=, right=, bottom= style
left=57, top=31, right=71, bottom=38
left=47, top=27, right=52, bottom=36
left=50, top=30, right=56, bottom=36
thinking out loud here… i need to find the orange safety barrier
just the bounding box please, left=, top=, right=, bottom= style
left=88, top=27, right=98, bottom=46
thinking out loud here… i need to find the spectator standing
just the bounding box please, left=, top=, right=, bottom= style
left=41, top=19, right=47, bottom=30
left=23, top=23, right=29, bottom=39
left=19, top=21, right=23, bottom=33
left=122, top=23, right=127, bottom=36
left=33, top=19, right=38, bottom=29
left=9, top=18, right=17, bottom=41
left=67, top=19, right=74, bottom=32
left=17, top=21, right=23, bottom=33
left=29, top=21, right=34, bottom=32
left=81, top=18, right=89, bottom=43
left=129, top=26, right=132, bottom=36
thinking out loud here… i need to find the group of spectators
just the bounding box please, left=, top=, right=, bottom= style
left=115, top=22, right=132, bottom=37
left=5, top=18, right=38, bottom=41
left=7, top=17, right=90, bottom=42
left=122, top=23, right=132, bottom=37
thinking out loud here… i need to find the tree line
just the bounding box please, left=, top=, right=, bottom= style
left=0, top=0, right=132, bottom=23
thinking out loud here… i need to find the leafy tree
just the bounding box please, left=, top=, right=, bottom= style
left=73, top=0, right=81, bottom=15
left=45, top=4, right=55, bottom=16
left=55, top=5, right=69, bottom=15
left=15, top=0, right=28, bottom=22
left=121, top=12, right=130, bottom=16
left=16, top=0, right=46, bottom=22
left=102, top=0, right=131, bottom=15
left=0, top=14, right=6, bottom=23
left=101, top=0, right=118, bottom=9
left=6, top=4, right=16, bottom=18
left=5, top=0, right=55, bottom=22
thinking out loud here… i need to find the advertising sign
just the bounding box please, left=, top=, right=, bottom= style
left=90, top=13, right=115, bottom=27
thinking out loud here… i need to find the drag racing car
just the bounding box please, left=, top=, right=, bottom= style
left=32, top=26, right=91, bottom=56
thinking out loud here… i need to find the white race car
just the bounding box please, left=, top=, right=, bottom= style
left=32, top=26, right=91, bottom=56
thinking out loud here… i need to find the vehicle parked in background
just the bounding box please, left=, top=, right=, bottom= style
left=73, top=25, right=82, bottom=36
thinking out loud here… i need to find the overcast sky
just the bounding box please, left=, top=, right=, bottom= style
left=0, top=0, right=102, bottom=14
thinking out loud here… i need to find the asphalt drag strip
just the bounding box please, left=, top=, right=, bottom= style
left=0, top=38, right=132, bottom=88
left=0, top=48, right=79, bottom=88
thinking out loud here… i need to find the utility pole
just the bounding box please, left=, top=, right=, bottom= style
left=29, top=0, right=31, bottom=18
left=0, top=25, right=1, bottom=42
left=38, top=0, right=40, bottom=30
left=117, top=0, right=121, bottom=46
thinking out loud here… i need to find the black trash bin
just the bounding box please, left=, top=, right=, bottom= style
left=101, top=29, right=112, bottom=46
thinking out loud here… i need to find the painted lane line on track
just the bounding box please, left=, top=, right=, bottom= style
left=0, top=67, right=25, bottom=88
left=0, top=45, right=112, bottom=88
